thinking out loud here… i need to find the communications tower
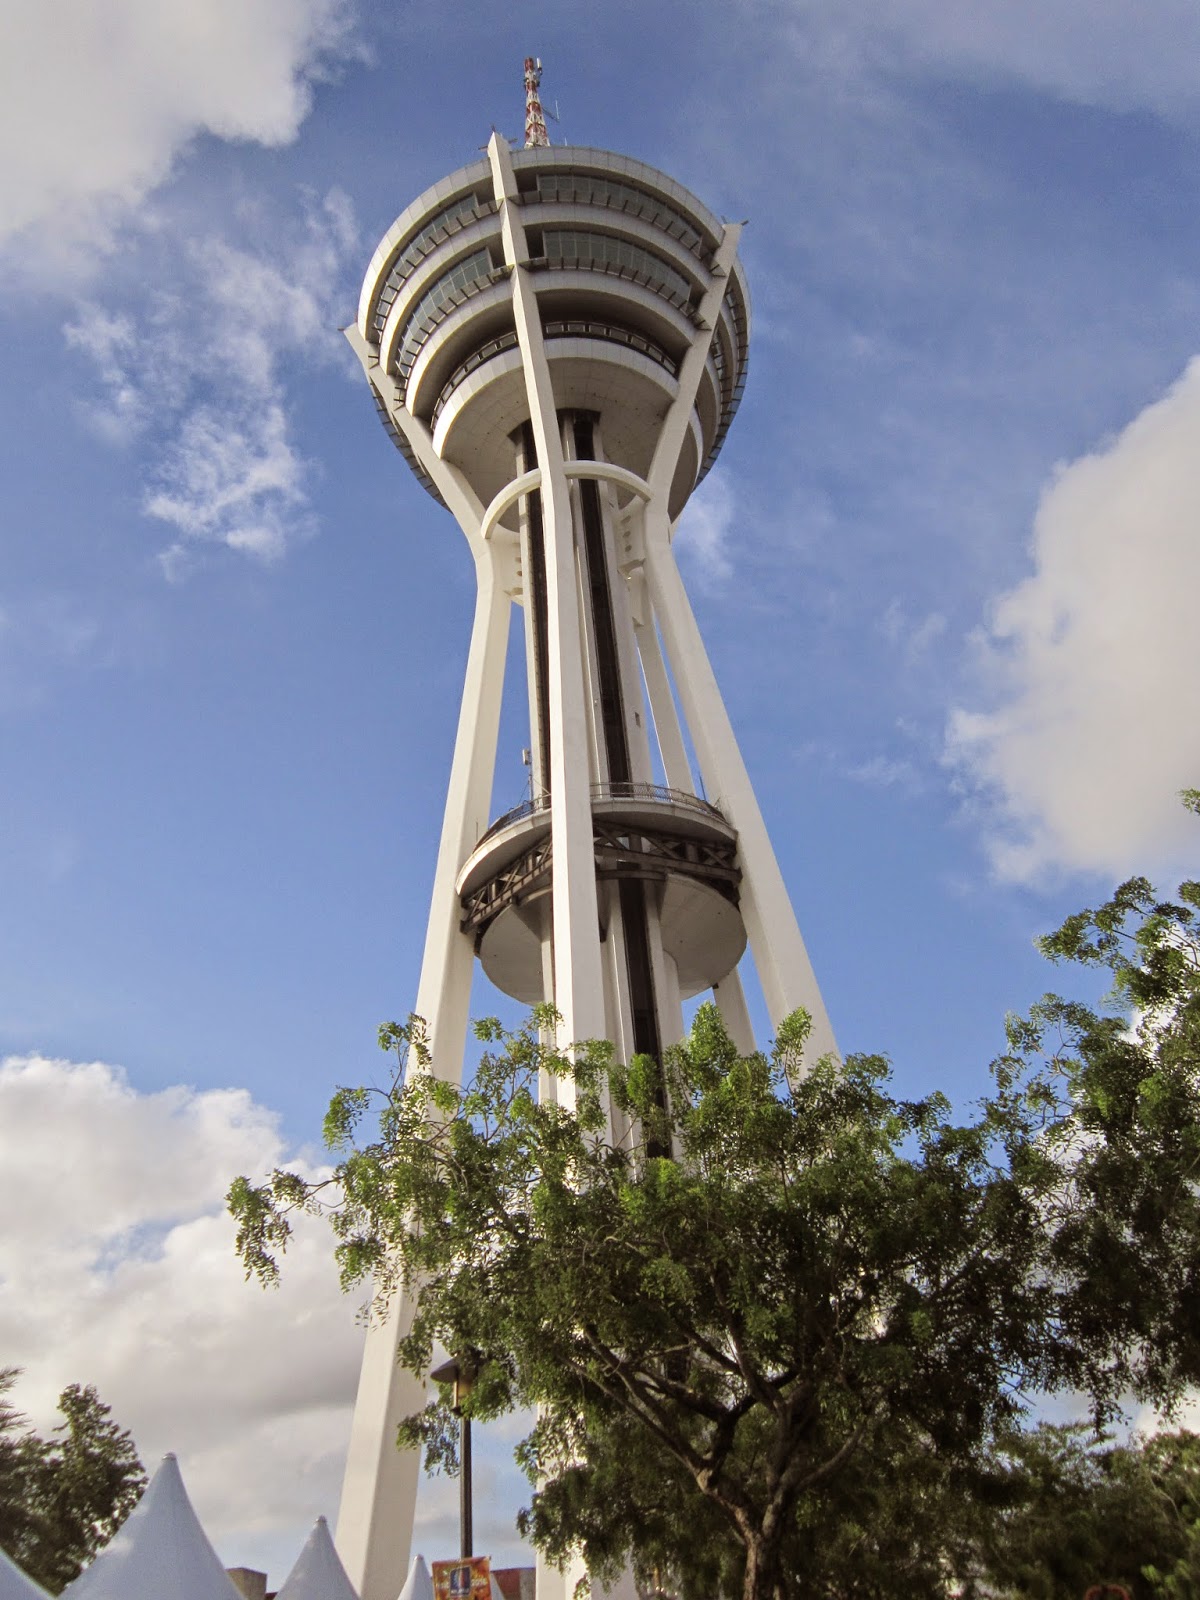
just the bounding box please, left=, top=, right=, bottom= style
left=337, top=61, right=837, bottom=1600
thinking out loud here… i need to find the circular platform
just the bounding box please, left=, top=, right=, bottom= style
left=456, top=786, right=747, bottom=1005
left=358, top=147, right=750, bottom=518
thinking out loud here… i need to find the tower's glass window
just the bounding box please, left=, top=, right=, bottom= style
left=395, top=248, right=495, bottom=375
left=374, top=195, right=493, bottom=336
left=541, top=230, right=694, bottom=308
left=533, top=173, right=708, bottom=258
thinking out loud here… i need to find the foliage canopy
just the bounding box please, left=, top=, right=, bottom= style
left=0, top=1369, right=145, bottom=1593
left=231, top=798, right=1200, bottom=1600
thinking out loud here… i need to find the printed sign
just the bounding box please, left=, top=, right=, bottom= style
left=432, top=1556, right=492, bottom=1600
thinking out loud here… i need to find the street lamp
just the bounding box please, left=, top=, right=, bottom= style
left=431, top=1354, right=477, bottom=1559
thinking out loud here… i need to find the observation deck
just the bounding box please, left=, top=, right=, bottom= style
left=357, top=147, right=750, bottom=522
left=455, top=783, right=747, bottom=1005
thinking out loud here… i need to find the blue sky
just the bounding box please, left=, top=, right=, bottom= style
left=2, top=0, right=1199, bottom=1582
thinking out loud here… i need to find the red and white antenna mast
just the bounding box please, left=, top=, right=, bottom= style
left=523, top=56, right=550, bottom=148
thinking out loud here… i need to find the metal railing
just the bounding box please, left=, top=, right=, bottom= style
left=475, top=781, right=725, bottom=850
left=431, top=319, right=680, bottom=427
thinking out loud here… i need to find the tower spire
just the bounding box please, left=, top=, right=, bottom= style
left=523, top=56, right=550, bottom=147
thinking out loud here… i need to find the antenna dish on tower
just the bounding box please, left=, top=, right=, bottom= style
left=523, top=56, right=550, bottom=148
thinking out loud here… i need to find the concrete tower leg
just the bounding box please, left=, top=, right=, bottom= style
left=334, top=356, right=510, bottom=1600
left=631, top=603, right=693, bottom=793
left=626, top=212, right=837, bottom=1068
left=411, top=543, right=513, bottom=1059
left=335, top=542, right=511, bottom=1600
left=711, top=967, right=757, bottom=1056
left=642, top=525, right=837, bottom=1066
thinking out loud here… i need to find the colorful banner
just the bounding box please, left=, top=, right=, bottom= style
left=432, top=1557, right=492, bottom=1600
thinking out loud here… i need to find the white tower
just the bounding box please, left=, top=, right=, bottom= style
left=337, top=66, right=836, bottom=1600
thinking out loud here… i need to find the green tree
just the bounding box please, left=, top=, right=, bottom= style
left=231, top=798, right=1200, bottom=1600
left=0, top=1369, right=45, bottom=1574
left=971, top=1424, right=1200, bottom=1599
left=0, top=1371, right=145, bottom=1593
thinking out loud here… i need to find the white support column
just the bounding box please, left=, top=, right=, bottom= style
left=335, top=542, right=511, bottom=1600
left=647, top=226, right=741, bottom=503
left=344, top=326, right=486, bottom=544
left=516, top=451, right=550, bottom=803
left=410, top=541, right=513, bottom=1058
left=643, top=517, right=837, bottom=1067
left=489, top=132, right=607, bottom=1052
left=598, top=491, right=655, bottom=787
left=712, top=966, right=757, bottom=1056
left=631, top=586, right=692, bottom=792
left=338, top=316, right=511, bottom=1599
left=335, top=1284, right=425, bottom=1600
left=649, top=933, right=685, bottom=1052
left=634, top=218, right=835, bottom=1066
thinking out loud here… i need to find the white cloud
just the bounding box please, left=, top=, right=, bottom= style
left=947, top=357, right=1200, bottom=884
left=0, top=1054, right=362, bottom=1578
left=64, top=189, right=358, bottom=571
left=877, top=0, right=1200, bottom=121
left=0, top=1053, right=535, bottom=1581
left=881, top=600, right=947, bottom=659
left=776, top=0, right=1200, bottom=123
left=0, top=0, right=355, bottom=270
left=675, top=471, right=735, bottom=590
left=146, top=402, right=306, bottom=571
left=846, top=754, right=920, bottom=791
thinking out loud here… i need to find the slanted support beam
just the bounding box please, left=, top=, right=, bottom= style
left=489, top=130, right=608, bottom=1053
left=642, top=508, right=838, bottom=1067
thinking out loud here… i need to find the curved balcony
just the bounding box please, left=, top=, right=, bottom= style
left=509, top=146, right=726, bottom=257
left=371, top=195, right=500, bottom=340
left=431, top=321, right=678, bottom=428
left=360, top=145, right=752, bottom=509
left=457, top=783, right=747, bottom=1005
left=522, top=170, right=714, bottom=263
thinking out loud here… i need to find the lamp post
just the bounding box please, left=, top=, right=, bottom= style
left=430, top=1355, right=476, bottom=1559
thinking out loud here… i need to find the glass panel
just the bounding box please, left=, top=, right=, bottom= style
left=542, top=230, right=693, bottom=306
left=396, top=248, right=494, bottom=373
left=533, top=173, right=707, bottom=257
left=373, top=195, right=491, bottom=336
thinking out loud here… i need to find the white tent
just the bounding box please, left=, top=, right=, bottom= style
left=0, top=1545, right=51, bottom=1600
left=275, top=1518, right=358, bottom=1600
left=396, top=1555, right=433, bottom=1600
left=60, top=1454, right=242, bottom=1600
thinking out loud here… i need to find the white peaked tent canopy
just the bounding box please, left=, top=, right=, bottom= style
left=396, top=1556, right=433, bottom=1600
left=276, top=1518, right=359, bottom=1600
left=0, top=1545, right=51, bottom=1600
left=60, top=1454, right=243, bottom=1600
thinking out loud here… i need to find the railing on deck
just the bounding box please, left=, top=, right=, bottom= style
left=476, top=781, right=725, bottom=850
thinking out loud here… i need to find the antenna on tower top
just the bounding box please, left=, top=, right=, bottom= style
left=523, top=56, right=550, bottom=147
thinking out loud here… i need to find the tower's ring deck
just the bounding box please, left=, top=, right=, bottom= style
left=358, top=147, right=750, bottom=521
left=456, top=787, right=748, bottom=1006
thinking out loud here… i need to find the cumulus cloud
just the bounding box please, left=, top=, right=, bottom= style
left=0, top=0, right=354, bottom=270
left=775, top=0, right=1200, bottom=123
left=0, top=1053, right=534, bottom=1580
left=947, top=358, right=1200, bottom=884
left=63, top=189, right=358, bottom=571
left=0, top=1054, right=361, bottom=1577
